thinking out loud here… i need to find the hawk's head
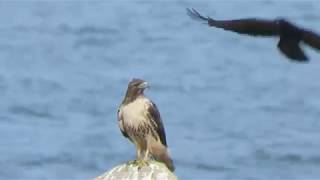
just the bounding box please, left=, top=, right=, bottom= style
left=124, top=78, right=149, bottom=103
left=129, top=78, right=149, bottom=91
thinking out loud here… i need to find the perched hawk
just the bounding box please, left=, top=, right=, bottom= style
left=117, top=78, right=175, bottom=172
left=187, top=8, right=320, bottom=62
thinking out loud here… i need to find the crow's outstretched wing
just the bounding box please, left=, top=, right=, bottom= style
left=277, top=38, right=308, bottom=61
left=302, top=29, right=320, bottom=50
left=187, top=8, right=279, bottom=36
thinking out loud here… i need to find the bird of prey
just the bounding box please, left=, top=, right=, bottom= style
left=117, top=78, right=175, bottom=172
left=187, top=8, right=320, bottom=62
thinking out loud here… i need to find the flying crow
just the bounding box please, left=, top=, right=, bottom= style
left=187, top=8, right=320, bottom=62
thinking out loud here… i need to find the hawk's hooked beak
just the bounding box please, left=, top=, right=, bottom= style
left=138, top=81, right=149, bottom=89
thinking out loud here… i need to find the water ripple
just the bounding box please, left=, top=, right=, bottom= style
left=255, top=149, right=320, bottom=165
left=8, top=104, right=56, bottom=119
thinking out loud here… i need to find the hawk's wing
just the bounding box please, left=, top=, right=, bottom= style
left=117, top=107, right=129, bottom=138
left=187, top=8, right=278, bottom=36
left=146, top=100, right=168, bottom=147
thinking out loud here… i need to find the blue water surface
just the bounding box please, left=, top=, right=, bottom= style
left=1, top=1, right=320, bottom=179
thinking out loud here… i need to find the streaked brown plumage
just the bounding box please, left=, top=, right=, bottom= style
left=187, top=8, right=320, bottom=62
left=118, top=78, right=175, bottom=171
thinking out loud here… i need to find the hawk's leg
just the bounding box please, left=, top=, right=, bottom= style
left=133, top=139, right=143, bottom=160
left=136, top=142, right=150, bottom=169
left=136, top=148, right=142, bottom=160
left=136, top=145, right=150, bottom=169
left=143, top=148, right=150, bottom=161
left=127, top=147, right=142, bottom=166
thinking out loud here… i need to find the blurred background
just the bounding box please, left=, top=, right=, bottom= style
left=1, top=1, right=320, bottom=179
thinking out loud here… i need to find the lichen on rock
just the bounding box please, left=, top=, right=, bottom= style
left=95, top=160, right=178, bottom=180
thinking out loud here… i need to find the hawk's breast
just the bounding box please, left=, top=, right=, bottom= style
left=121, top=97, right=150, bottom=130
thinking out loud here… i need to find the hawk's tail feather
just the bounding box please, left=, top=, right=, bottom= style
left=149, top=141, right=175, bottom=172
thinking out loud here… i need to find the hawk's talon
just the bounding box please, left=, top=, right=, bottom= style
left=127, top=160, right=138, bottom=166
left=133, top=160, right=149, bottom=170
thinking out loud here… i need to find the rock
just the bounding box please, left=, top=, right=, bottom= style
left=95, top=160, right=178, bottom=180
